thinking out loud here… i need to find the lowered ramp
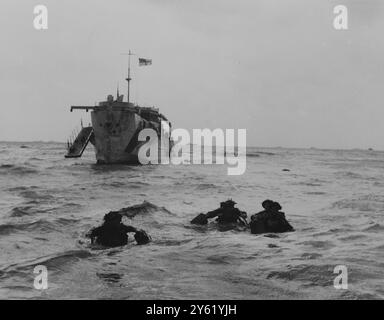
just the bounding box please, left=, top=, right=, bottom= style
left=65, top=126, right=94, bottom=158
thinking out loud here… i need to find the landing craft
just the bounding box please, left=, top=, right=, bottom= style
left=65, top=51, right=172, bottom=164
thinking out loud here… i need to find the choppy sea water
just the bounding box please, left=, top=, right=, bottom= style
left=0, top=142, right=383, bottom=299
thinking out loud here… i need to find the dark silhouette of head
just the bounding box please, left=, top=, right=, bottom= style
left=221, top=199, right=236, bottom=208
left=262, top=199, right=274, bottom=210
left=134, top=230, right=151, bottom=245
left=240, top=211, right=247, bottom=219
left=103, top=211, right=122, bottom=225
left=271, top=201, right=282, bottom=211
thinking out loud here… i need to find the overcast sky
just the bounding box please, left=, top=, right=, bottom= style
left=0, top=0, right=383, bottom=149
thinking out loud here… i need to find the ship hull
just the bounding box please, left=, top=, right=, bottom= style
left=90, top=108, right=168, bottom=164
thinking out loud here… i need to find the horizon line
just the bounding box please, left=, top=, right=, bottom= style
left=0, top=140, right=382, bottom=152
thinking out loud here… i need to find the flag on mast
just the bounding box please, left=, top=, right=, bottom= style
left=139, top=58, right=152, bottom=66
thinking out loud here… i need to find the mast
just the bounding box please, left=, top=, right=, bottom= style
left=123, top=50, right=135, bottom=104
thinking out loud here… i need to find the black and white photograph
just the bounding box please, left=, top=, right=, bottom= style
left=0, top=0, right=383, bottom=306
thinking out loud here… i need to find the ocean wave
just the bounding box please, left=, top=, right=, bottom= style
left=28, top=157, right=44, bottom=161
left=206, top=254, right=233, bottom=265
left=338, top=234, right=367, bottom=241
left=337, top=171, right=364, bottom=179
left=60, top=202, right=83, bottom=211
left=154, top=239, right=194, bottom=247
left=0, top=217, right=79, bottom=236
left=362, top=223, right=384, bottom=232
left=300, top=182, right=322, bottom=187
left=97, top=272, right=123, bottom=283
left=7, top=186, right=39, bottom=192
left=19, top=189, right=54, bottom=201
left=373, top=244, right=384, bottom=251
left=55, top=217, right=80, bottom=225
left=90, top=164, right=139, bottom=173
left=1, top=143, right=384, bottom=299
left=339, top=290, right=382, bottom=300
left=116, top=201, right=172, bottom=218
left=247, top=151, right=275, bottom=158
left=246, top=153, right=260, bottom=158
left=312, top=227, right=352, bottom=236
left=305, top=191, right=327, bottom=195
left=8, top=202, right=81, bottom=217
left=299, top=240, right=335, bottom=250
left=99, top=181, right=128, bottom=188
left=0, top=164, right=39, bottom=175
left=9, top=206, right=37, bottom=217
left=267, top=264, right=335, bottom=286
left=0, top=249, right=93, bottom=276
left=0, top=220, right=58, bottom=235
left=294, top=178, right=327, bottom=187
left=299, top=253, right=323, bottom=260
left=101, top=181, right=149, bottom=188
left=331, top=195, right=384, bottom=212
left=195, top=183, right=218, bottom=190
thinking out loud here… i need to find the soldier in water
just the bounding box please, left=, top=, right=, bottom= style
left=249, top=200, right=294, bottom=234
left=87, top=211, right=150, bottom=247
left=191, top=199, right=248, bottom=230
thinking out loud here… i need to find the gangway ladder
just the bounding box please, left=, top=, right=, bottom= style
left=65, top=126, right=94, bottom=158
